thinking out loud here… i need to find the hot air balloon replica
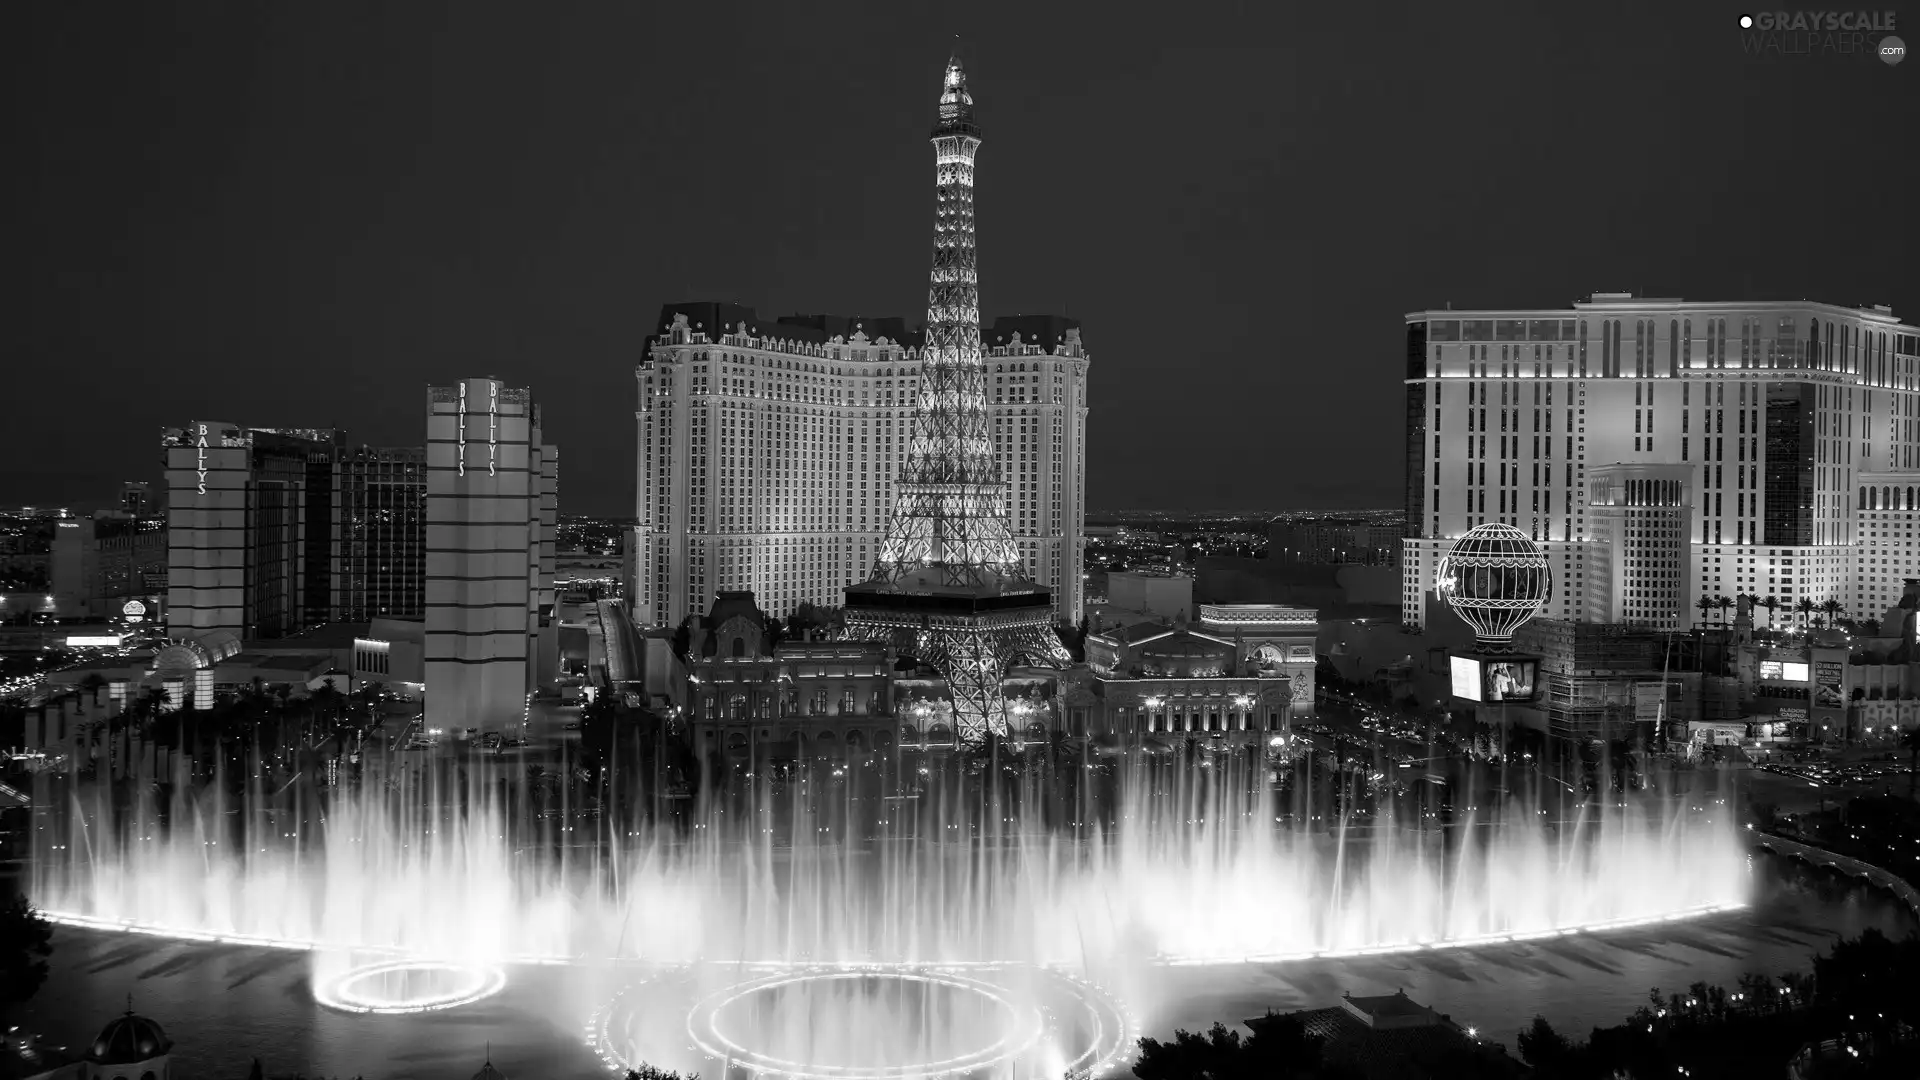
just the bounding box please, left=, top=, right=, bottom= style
left=1434, top=523, right=1551, bottom=705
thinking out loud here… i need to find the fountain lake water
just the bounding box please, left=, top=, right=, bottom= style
left=29, top=751, right=1749, bottom=1077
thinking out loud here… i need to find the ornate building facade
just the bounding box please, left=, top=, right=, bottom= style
left=684, top=591, right=897, bottom=763
left=1080, top=604, right=1318, bottom=743
left=632, top=316, right=1088, bottom=633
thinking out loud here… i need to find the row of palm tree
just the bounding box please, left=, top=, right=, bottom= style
left=1693, top=593, right=1847, bottom=631
left=69, top=672, right=379, bottom=786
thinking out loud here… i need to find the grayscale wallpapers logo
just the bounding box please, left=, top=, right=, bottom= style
left=1736, top=11, right=1905, bottom=63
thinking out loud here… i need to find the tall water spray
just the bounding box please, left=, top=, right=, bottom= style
left=33, top=749, right=1749, bottom=961
left=30, top=746, right=1749, bottom=1075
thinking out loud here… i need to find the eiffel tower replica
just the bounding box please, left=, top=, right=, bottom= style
left=844, top=54, right=1072, bottom=742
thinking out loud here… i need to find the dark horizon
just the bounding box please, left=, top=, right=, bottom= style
left=11, top=2, right=1915, bottom=517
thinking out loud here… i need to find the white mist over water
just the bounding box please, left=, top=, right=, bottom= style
left=31, top=757, right=1750, bottom=1074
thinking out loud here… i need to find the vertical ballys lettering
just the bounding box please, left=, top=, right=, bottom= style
left=458, top=383, right=468, bottom=477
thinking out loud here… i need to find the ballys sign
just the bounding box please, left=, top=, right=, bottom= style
left=195, top=423, right=210, bottom=495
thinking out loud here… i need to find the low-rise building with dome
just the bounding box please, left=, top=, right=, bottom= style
left=4, top=1003, right=177, bottom=1080
left=81, top=1007, right=171, bottom=1080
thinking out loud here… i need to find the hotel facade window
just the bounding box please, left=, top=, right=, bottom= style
left=1399, top=297, right=1919, bottom=633
left=633, top=304, right=1090, bottom=631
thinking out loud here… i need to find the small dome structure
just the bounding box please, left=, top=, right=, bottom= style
left=1434, top=523, right=1551, bottom=647
left=88, top=1015, right=171, bottom=1066
left=84, top=1003, right=173, bottom=1080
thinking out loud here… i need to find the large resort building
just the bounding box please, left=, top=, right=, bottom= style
left=632, top=303, right=1090, bottom=632
left=1400, top=296, right=1920, bottom=633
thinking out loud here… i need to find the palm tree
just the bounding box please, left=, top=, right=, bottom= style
left=1819, top=598, right=1844, bottom=628
left=1762, top=595, right=1781, bottom=631
left=1695, top=596, right=1714, bottom=628
left=1794, top=596, right=1816, bottom=631
left=1715, top=595, right=1734, bottom=625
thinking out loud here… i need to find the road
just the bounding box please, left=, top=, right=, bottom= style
left=595, top=599, right=643, bottom=691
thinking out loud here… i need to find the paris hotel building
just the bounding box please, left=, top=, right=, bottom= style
left=1401, top=295, right=1920, bottom=632
left=632, top=301, right=1090, bottom=632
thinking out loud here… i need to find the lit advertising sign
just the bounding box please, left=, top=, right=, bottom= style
left=66, top=634, right=124, bottom=648
left=1449, top=656, right=1482, bottom=701
left=456, top=381, right=501, bottom=478
left=1482, top=659, right=1537, bottom=702
left=1450, top=654, right=1539, bottom=703
left=458, top=382, right=468, bottom=476
left=195, top=423, right=210, bottom=494
left=1814, top=661, right=1845, bottom=709
left=121, top=599, right=147, bottom=617
left=1759, top=660, right=1810, bottom=682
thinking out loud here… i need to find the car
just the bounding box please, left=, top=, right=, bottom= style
left=564, top=721, right=581, bottom=731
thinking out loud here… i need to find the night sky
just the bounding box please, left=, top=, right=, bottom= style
left=11, top=2, right=1914, bottom=517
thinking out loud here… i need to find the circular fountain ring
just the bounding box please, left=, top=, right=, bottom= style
left=690, top=969, right=1040, bottom=1080
left=314, top=960, right=507, bottom=1014
left=593, top=964, right=1136, bottom=1080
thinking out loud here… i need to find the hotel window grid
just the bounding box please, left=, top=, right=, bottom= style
left=1399, top=299, right=1920, bottom=633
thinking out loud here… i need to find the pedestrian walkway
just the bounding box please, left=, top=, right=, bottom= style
left=1754, top=832, right=1920, bottom=920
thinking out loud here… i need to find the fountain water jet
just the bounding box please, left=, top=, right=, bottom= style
left=29, top=747, right=1749, bottom=1076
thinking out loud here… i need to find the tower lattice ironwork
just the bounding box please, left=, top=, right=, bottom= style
left=845, top=55, right=1071, bottom=742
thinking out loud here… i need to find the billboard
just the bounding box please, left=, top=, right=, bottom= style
left=1759, top=659, right=1810, bottom=682
left=65, top=634, right=124, bottom=649
left=1449, top=655, right=1481, bottom=700
left=1483, top=658, right=1537, bottom=702
left=1450, top=654, right=1539, bottom=703
left=1813, top=661, right=1845, bottom=710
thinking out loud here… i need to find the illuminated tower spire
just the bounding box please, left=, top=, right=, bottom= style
left=871, top=53, right=1018, bottom=584
left=845, top=55, right=1071, bottom=743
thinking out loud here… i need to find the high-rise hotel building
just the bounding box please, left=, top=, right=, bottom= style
left=633, top=303, right=1089, bottom=631
left=1401, top=296, right=1920, bottom=632
left=162, top=424, right=431, bottom=644
left=424, top=378, right=559, bottom=731
left=162, top=423, right=340, bottom=644
left=330, top=445, right=428, bottom=622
